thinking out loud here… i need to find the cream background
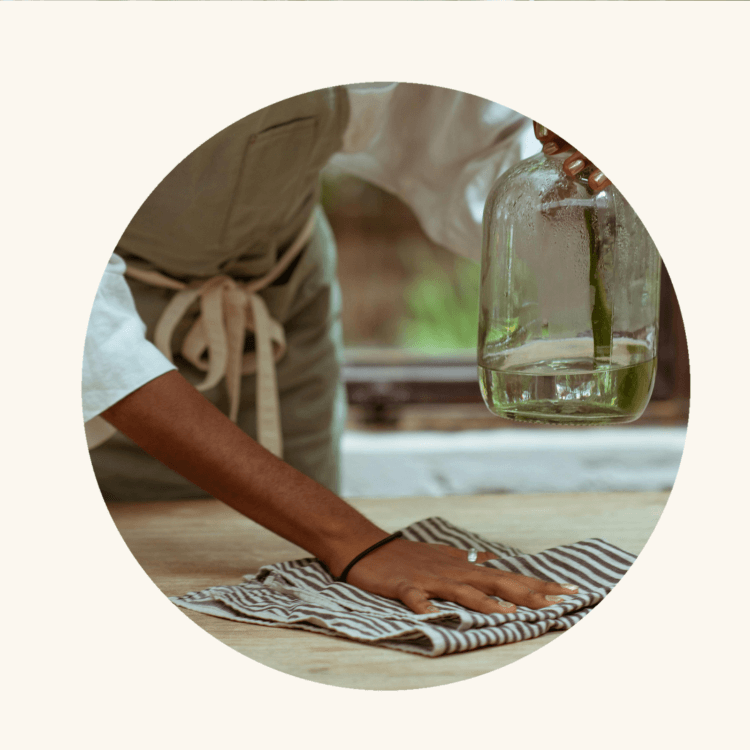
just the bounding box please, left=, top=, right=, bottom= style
left=1, top=3, right=748, bottom=749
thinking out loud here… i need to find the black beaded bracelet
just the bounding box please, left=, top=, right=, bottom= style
left=335, top=531, right=404, bottom=583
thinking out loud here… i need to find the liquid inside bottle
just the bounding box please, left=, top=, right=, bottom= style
left=478, top=337, right=656, bottom=424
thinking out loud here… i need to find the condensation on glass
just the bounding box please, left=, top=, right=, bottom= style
left=478, top=150, right=661, bottom=424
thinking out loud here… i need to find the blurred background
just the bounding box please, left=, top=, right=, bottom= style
left=322, top=168, right=690, bottom=499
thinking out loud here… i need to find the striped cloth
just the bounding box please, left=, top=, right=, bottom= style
left=171, top=517, right=635, bottom=657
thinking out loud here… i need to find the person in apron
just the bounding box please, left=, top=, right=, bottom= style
left=83, top=85, right=589, bottom=615
left=88, top=88, right=349, bottom=501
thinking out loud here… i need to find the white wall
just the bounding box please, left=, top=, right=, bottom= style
left=341, top=426, right=687, bottom=497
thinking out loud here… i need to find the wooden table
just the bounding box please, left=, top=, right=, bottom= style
left=108, top=491, right=668, bottom=690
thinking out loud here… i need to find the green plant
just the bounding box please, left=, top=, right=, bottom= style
left=584, top=207, right=613, bottom=361
left=397, top=249, right=480, bottom=352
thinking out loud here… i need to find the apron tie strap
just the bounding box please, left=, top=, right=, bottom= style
left=120, top=210, right=317, bottom=458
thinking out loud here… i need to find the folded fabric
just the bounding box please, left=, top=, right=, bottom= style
left=170, top=516, right=635, bottom=657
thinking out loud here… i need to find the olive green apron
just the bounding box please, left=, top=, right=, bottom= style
left=90, top=88, right=350, bottom=501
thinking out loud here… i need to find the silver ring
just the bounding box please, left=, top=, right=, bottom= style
left=467, top=547, right=479, bottom=563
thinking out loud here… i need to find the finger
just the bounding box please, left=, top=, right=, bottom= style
left=396, top=583, right=442, bottom=615
left=533, top=121, right=549, bottom=141
left=533, top=122, right=571, bottom=156
left=485, top=570, right=579, bottom=596
left=542, top=138, right=571, bottom=156
left=588, top=168, right=612, bottom=192
left=479, top=575, right=571, bottom=610
left=563, top=150, right=588, bottom=178
left=432, top=581, right=517, bottom=615
left=534, top=123, right=564, bottom=148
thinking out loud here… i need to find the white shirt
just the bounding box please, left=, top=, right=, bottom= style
left=82, top=83, right=538, bottom=427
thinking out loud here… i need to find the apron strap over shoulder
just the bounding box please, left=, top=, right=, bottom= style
left=111, top=210, right=318, bottom=459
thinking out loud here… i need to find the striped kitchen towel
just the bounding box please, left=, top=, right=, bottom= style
left=171, top=517, right=635, bottom=657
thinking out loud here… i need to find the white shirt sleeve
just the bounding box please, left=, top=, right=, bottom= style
left=332, top=82, right=540, bottom=262
left=82, top=252, right=176, bottom=423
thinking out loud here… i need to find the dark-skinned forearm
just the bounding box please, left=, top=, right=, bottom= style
left=100, top=370, right=387, bottom=576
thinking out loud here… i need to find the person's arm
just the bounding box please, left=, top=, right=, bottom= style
left=101, top=369, right=385, bottom=576
left=333, top=86, right=615, bottom=263
left=330, top=83, right=537, bottom=262
left=101, top=370, right=578, bottom=614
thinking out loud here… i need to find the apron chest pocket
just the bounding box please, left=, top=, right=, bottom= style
left=224, top=116, right=319, bottom=250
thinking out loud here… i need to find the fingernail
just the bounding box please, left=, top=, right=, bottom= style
left=561, top=584, right=578, bottom=591
left=566, top=158, right=585, bottom=174
left=545, top=595, right=565, bottom=603
left=542, top=142, right=558, bottom=155
left=535, top=124, right=549, bottom=138
left=497, top=601, right=516, bottom=610
left=590, top=170, right=605, bottom=184
left=425, top=605, right=440, bottom=613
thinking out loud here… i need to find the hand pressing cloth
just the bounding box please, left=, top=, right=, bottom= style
left=170, top=517, right=634, bottom=657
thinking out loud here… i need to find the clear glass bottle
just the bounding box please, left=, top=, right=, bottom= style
left=478, top=149, right=661, bottom=424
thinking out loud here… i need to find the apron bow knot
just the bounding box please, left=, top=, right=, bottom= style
left=122, top=211, right=317, bottom=458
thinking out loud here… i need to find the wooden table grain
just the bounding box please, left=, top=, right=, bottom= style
left=108, top=491, right=669, bottom=690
